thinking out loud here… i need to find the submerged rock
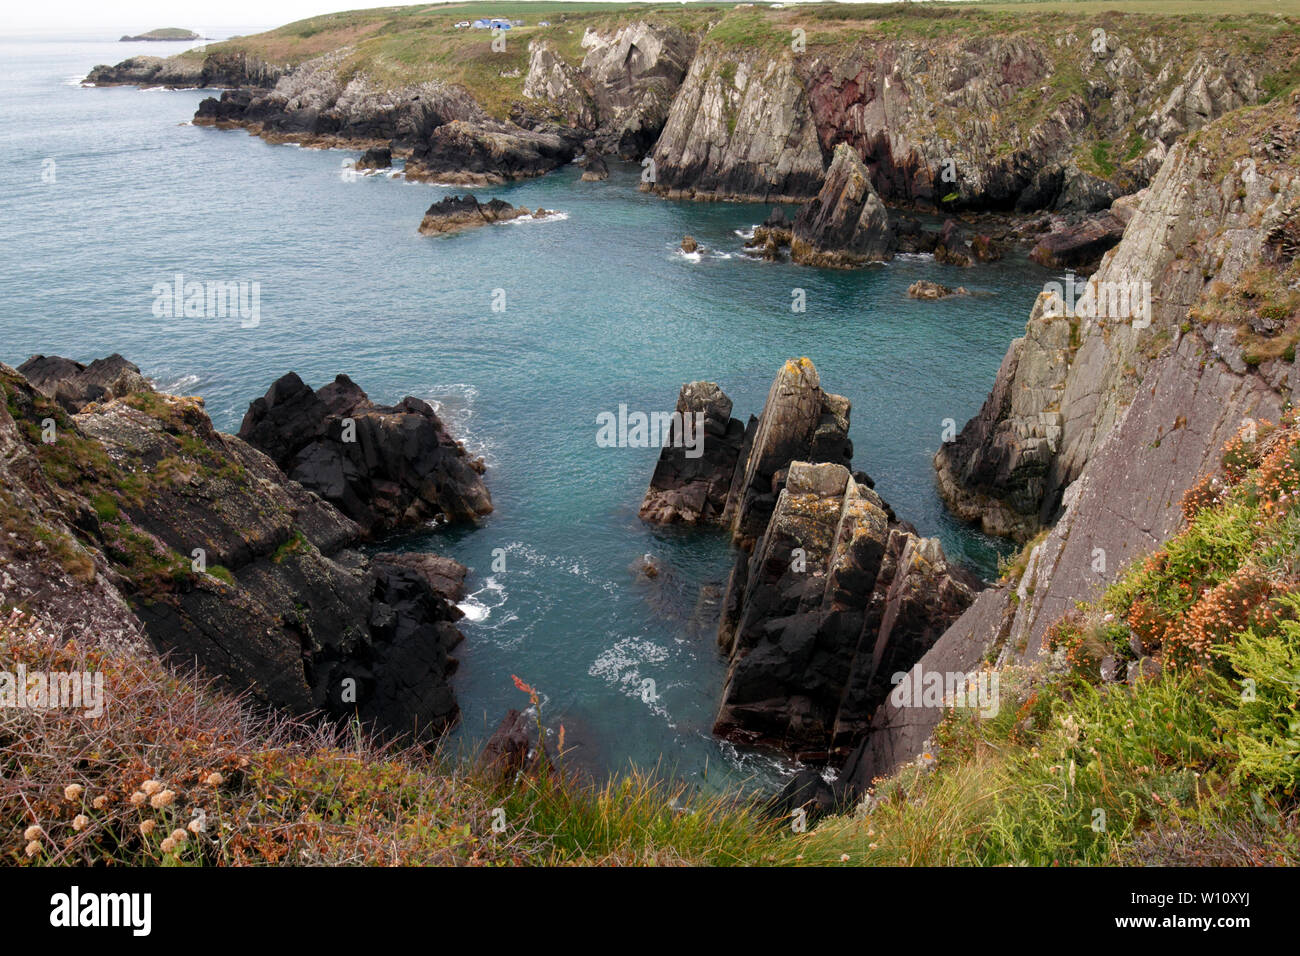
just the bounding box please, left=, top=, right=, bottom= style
left=238, top=371, right=492, bottom=538
left=791, top=144, right=894, bottom=268
left=907, top=280, right=970, bottom=300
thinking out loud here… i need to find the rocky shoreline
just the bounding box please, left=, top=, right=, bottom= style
left=83, top=13, right=1295, bottom=273
left=0, top=355, right=491, bottom=744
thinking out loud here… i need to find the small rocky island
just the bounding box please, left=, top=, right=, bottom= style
left=418, top=194, right=551, bottom=235
left=120, top=28, right=203, bottom=42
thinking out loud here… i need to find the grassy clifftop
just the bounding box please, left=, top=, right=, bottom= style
left=182, top=1, right=1300, bottom=120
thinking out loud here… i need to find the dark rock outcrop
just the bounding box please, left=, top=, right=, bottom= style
left=356, top=146, right=392, bottom=170
left=405, top=119, right=577, bottom=186
left=743, top=207, right=795, bottom=261
left=715, top=460, right=978, bottom=760
left=417, top=194, right=531, bottom=234
left=933, top=219, right=972, bottom=267
left=238, top=372, right=491, bottom=538
left=580, top=152, right=609, bottom=181
left=18, top=353, right=152, bottom=413
left=638, top=382, right=746, bottom=525
left=0, top=360, right=472, bottom=742
left=907, top=280, right=970, bottom=300
left=640, top=359, right=976, bottom=762
left=1029, top=211, right=1126, bottom=271
left=724, top=358, right=853, bottom=548
left=791, top=144, right=894, bottom=268
left=190, top=52, right=486, bottom=159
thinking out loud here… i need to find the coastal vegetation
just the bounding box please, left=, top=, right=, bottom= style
left=6, top=416, right=1298, bottom=864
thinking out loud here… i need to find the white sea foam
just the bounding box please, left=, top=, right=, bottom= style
left=496, top=541, right=618, bottom=595
left=503, top=210, right=569, bottom=225
left=458, top=576, right=507, bottom=624
left=588, top=637, right=671, bottom=718
left=419, top=383, right=495, bottom=464
left=155, top=372, right=200, bottom=395
left=676, top=249, right=702, bottom=262
left=734, top=226, right=756, bottom=240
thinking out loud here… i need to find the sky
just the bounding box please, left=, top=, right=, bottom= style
left=4, top=0, right=869, bottom=37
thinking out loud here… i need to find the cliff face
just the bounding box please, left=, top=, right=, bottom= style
left=0, top=358, right=482, bottom=743
left=649, top=47, right=825, bottom=203
left=576, top=22, right=698, bottom=158
left=845, top=94, right=1300, bottom=793
left=790, top=143, right=894, bottom=267
left=716, top=461, right=977, bottom=760
left=85, top=50, right=282, bottom=88
left=936, top=94, right=1300, bottom=540
left=651, top=29, right=1275, bottom=210
left=91, top=12, right=1293, bottom=210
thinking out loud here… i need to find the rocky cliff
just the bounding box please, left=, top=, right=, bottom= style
left=89, top=10, right=1296, bottom=214
left=789, top=143, right=894, bottom=267
left=716, top=460, right=977, bottom=760
left=651, top=23, right=1283, bottom=212
left=192, top=50, right=487, bottom=153
left=0, top=356, right=483, bottom=743
left=648, top=46, right=825, bottom=203
left=845, top=93, right=1300, bottom=795
left=524, top=22, right=697, bottom=159
left=936, top=93, right=1300, bottom=542
left=238, top=371, right=492, bottom=538
left=85, top=50, right=282, bottom=88
left=640, top=359, right=977, bottom=761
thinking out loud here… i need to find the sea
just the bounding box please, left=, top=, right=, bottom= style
left=0, top=33, right=1059, bottom=794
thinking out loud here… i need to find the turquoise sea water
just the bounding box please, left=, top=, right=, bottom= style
left=0, top=36, right=1057, bottom=792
